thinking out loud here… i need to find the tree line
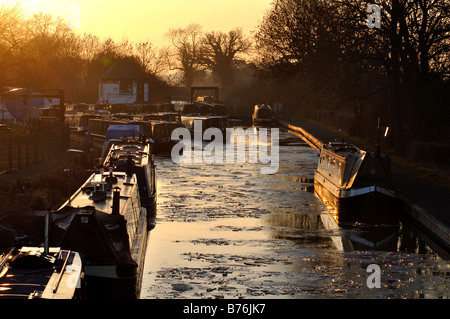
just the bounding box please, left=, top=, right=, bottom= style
left=254, top=0, right=450, bottom=155
left=1, top=1, right=449, bottom=156
left=0, top=4, right=252, bottom=103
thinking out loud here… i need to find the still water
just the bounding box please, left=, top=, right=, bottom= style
left=140, top=127, right=449, bottom=299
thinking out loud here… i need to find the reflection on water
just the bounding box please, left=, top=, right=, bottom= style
left=141, top=127, right=449, bottom=299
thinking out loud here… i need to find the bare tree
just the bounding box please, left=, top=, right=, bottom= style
left=255, top=0, right=450, bottom=149
left=198, top=28, right=252, bottom=87
left=79, top=33, right=101, bottom=62
left=0, top=4, right=172, bottom=103
left=337, top=0, right=450, bottom=147
left=0, top=2, right=28, bottom=86
left=165, top=23, right=203, bottom=87
left=135, top=41, right=164, bottom=75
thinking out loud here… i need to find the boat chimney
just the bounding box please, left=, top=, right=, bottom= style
left=106, top=168, right=117, bottom=184
left=112, top=186, right=121, bottom=215
left=126, top=153, right=133, bottom=177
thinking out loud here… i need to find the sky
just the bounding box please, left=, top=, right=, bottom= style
left=3, top=0, right=274, bottom=48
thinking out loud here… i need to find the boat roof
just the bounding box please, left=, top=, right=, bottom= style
left=151, top=120, right=181, bottom=126
left=105, top=124, right=142, bottom=141
left=322, top=142, right=365, bottom=159
left=103, top=140, right=151, bottom=167
left=0, top=247, right=82, bottom=299
left=143, top=112, right=179, bottom=116
left=59, top=171, right=138, bottom=216
left=181, top=115, right=227, bottom=120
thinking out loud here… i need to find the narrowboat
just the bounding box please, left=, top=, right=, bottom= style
left=102, top=139, right=157, bottom=225
left=104, top=124, right=142, bottom=142
left=88, top=117, right=156, bottom=144
left=252, top=104, right=273, bottom=126
left=65, top=112, right=97, bottom=132
left=65, top=109, right=110, bottom=132
left=314, top=142, right=398, bottom=224
left=194, top=101, right=228, bottom=116
left=181, top=115, right=228, bottom=144
left=0, top=246, right=85, bottom=299
left=134, top=114, right=183, bottom=154
left=50, top=169, right=148, bottom=298
left=136, top=112, right=182, bottom=124
left=150, top=120, right=184, bottom=154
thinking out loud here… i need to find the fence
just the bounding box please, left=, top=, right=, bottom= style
left=0, top=126, right=70, bottom=173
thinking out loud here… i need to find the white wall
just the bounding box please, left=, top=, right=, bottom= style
left=99, top=81, right=149, bottom=104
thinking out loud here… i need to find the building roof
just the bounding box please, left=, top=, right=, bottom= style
left=102, top=60, right=152, bottom=81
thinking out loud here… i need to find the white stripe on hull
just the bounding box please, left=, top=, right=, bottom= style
left=314, top=171, right=395, bottom=200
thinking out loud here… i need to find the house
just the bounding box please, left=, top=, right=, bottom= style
left=98, top=60, right=152, bottom=104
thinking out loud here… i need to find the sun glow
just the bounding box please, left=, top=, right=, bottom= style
left=1, top=0, right=272, bottom=48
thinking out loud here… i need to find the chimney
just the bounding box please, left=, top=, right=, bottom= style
left=112, top=186, right=121, bottom=215
left=126, top=153, right=133, bottom=177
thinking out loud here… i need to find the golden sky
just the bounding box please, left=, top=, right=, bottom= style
left=3, top=0, right=273, bottom=47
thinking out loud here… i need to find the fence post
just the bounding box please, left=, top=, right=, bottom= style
left=34, top=134, right=38, bottom=163
left=26, top=134, right=30, bottom=168
left=17, top=135, right=21, bottom=170
left=8, top=135, right=12, bottom=171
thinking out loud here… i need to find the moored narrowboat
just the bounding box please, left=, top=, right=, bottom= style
left=314, top=142, right=398, bottom=224
left=181, top=115, right=228, bottom=144
left=0, top=246, right=85, bottom=299
left=102, top=139, right=157, bottom=225
left=252, top=104, right=273, bottom=126
left=150, top=120, right=184, bottom=154
left=50, top=170, right=148, bottom=298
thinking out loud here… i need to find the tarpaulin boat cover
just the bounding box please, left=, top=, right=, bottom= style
left=105, top=125, right=141, bottom=141
left=50, top=206, right=137, bottom=268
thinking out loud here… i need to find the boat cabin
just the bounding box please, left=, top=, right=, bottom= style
left=102, top=140, right=157, bottom=218
left=51, top=170, right=148, bottom=298
left=252, top=104, right=273, bottom=126
left=0, top=247, right=85, bottom=299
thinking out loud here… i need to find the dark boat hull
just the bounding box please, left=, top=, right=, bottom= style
left=252, top=119, right=273, bottom=127
left=314, top=178, right=400, bottom=225
left=84, top=275, right=136, bottom=299
left=152, top=140, right=177, bottom=154
left=83, top=223, right=147, bottom=299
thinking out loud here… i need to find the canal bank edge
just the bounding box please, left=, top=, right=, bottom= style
left=276, top=118, right=450, bottom=252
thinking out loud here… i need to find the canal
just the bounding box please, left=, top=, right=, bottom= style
left=140, top=126, right=449, bottom=299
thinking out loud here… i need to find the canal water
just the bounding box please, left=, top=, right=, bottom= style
left=140, top=126, right=449, bottom=299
